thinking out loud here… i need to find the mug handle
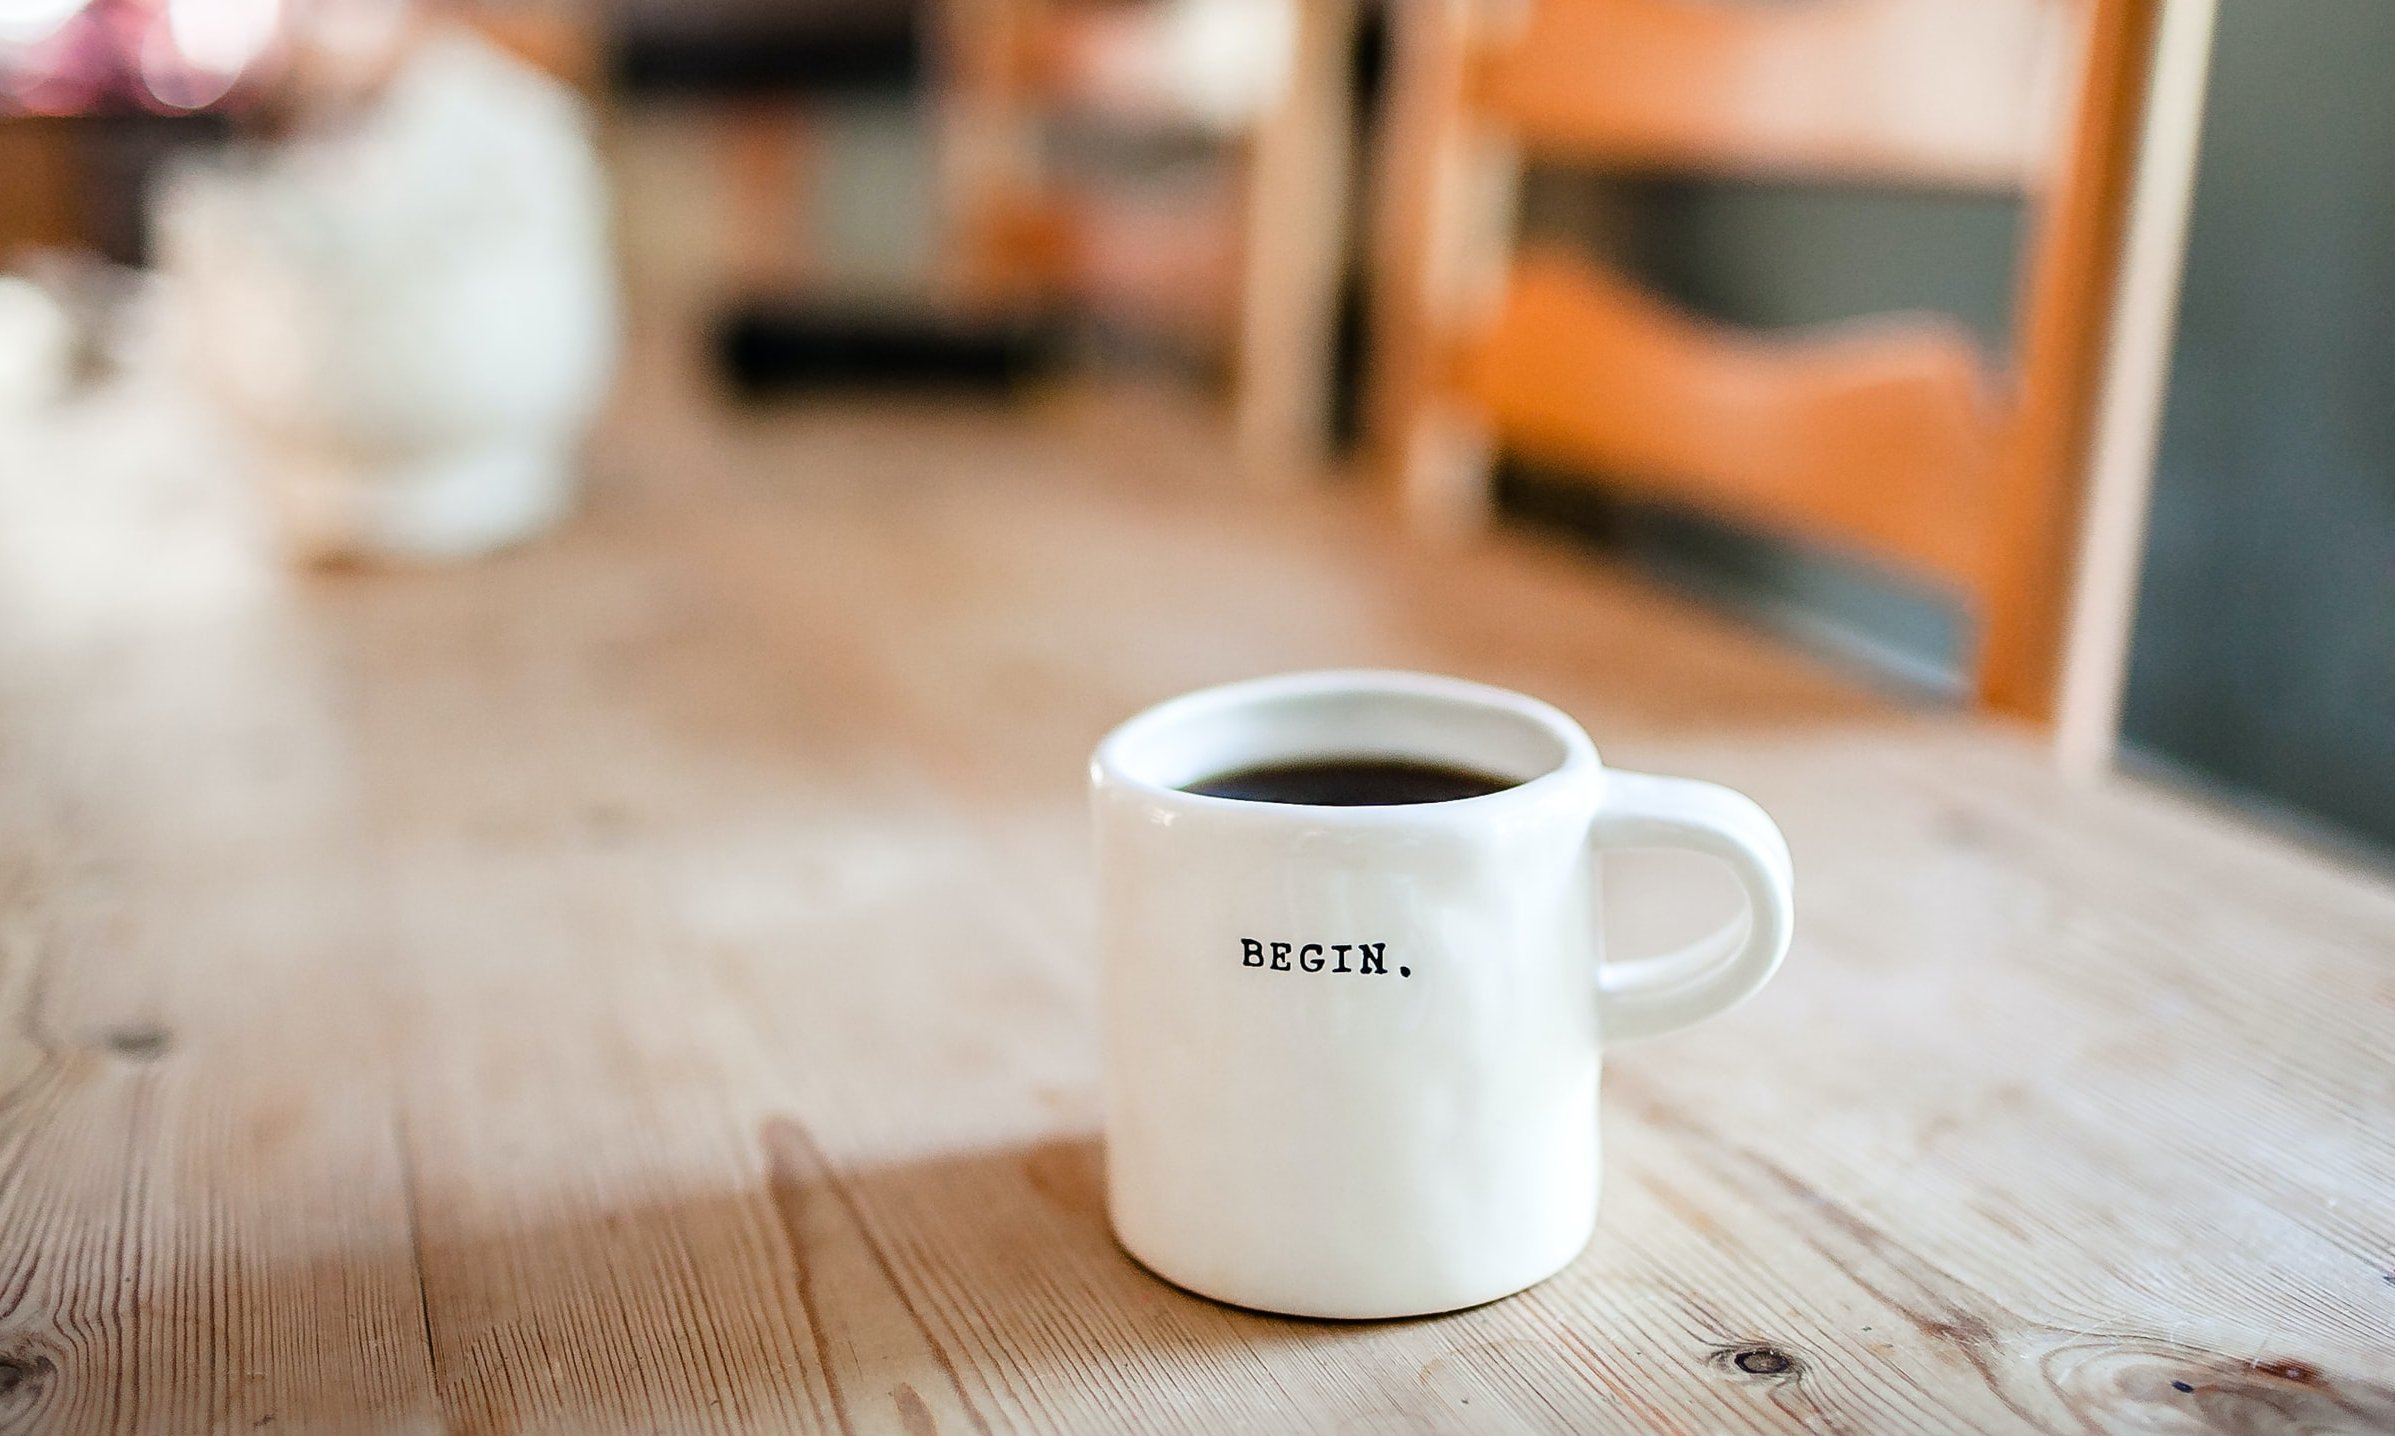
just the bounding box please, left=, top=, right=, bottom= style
left=1588, top=770, right=1795, bottom=1044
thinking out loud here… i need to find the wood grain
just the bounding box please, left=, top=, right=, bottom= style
left=1, top=309, right=2391, bottom=1432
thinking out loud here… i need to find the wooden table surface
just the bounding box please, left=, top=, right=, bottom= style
left=4, top=348, right=2393, bottom=1435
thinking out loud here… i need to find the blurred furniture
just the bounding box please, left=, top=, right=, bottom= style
left=156, top=25, right=618, bottom=563
left=611, top=3, right=964, bottom=350
left=2051, top=0, right=2218, bottom=776
left=0, top=120, right=82, bottom=262
left=941, top=0, right=1360, bottom=476
left=3, top=316, right=2390, bottom=1426
left=1370, top=0, right=2164, bottom=721
left=0, top=115, right=235, bottom=267
left=0, top=3, right=600, bottom=270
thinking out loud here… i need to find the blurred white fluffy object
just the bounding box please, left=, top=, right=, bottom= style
left=1066, top=0, right=1295, bottom=134
left=1160, top=0, right=1295, bottom=130
left=0, top=276, right=75, bottom=414
left=156, top=22, right=619, bottom=563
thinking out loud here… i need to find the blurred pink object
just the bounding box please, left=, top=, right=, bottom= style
left=1, top=0, right=283, bottom=115
left=154, top=20, right=618, bottom=562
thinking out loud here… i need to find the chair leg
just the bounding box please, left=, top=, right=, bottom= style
left=1366, top=0, right=1515, bottom=535
left=930, top=0, right=1051, bottom=309
left=1232, top=0, right=1360, bottom=486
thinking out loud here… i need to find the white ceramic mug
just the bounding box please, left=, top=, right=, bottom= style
left=1091, top=670, right=1794, bottom=1318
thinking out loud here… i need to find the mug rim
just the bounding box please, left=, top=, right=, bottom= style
left=1091, top=669, right=1602, bottom=822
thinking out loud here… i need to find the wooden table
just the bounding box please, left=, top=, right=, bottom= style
left=4, top=352, right=2392, bottom=1434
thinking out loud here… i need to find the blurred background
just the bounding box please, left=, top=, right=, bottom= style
left=2, top=0, right=2388, bottom=861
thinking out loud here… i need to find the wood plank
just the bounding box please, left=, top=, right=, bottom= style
left=0, top=402, right=440, bottom=1432
left=1474, top=0, right=2063, bottom=187
left=2, top=313, right=2391, bottom=1430
left=1462, top=250, right=2004, bottom=588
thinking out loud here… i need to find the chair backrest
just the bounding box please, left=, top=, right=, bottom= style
left=1369, top=0, right=2161, bottom=719
left=936, top=0, right=1359, bottom=477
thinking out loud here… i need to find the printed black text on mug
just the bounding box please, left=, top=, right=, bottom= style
left=1240, top=939, right=1411, bottom=978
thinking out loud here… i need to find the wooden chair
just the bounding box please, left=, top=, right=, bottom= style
left=1368, top=0, right=2164, bottom=720
left=937, top=0, right=1361, bottom=478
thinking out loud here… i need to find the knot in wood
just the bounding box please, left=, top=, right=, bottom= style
left=101, top=1024, right=172, bottom=1061
left=0, top=1352, right=57, bottom=1400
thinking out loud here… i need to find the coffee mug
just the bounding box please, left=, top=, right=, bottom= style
left=1091, top=670, right=1794, bottom=1318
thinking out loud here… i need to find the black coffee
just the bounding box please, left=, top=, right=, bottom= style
left=1182, top=756, right=1518, bottom=806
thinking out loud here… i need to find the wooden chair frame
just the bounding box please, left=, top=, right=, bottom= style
left=937, top=0, right=1361, bottom=481
left=1368, top=0, right=2168, bottom=721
